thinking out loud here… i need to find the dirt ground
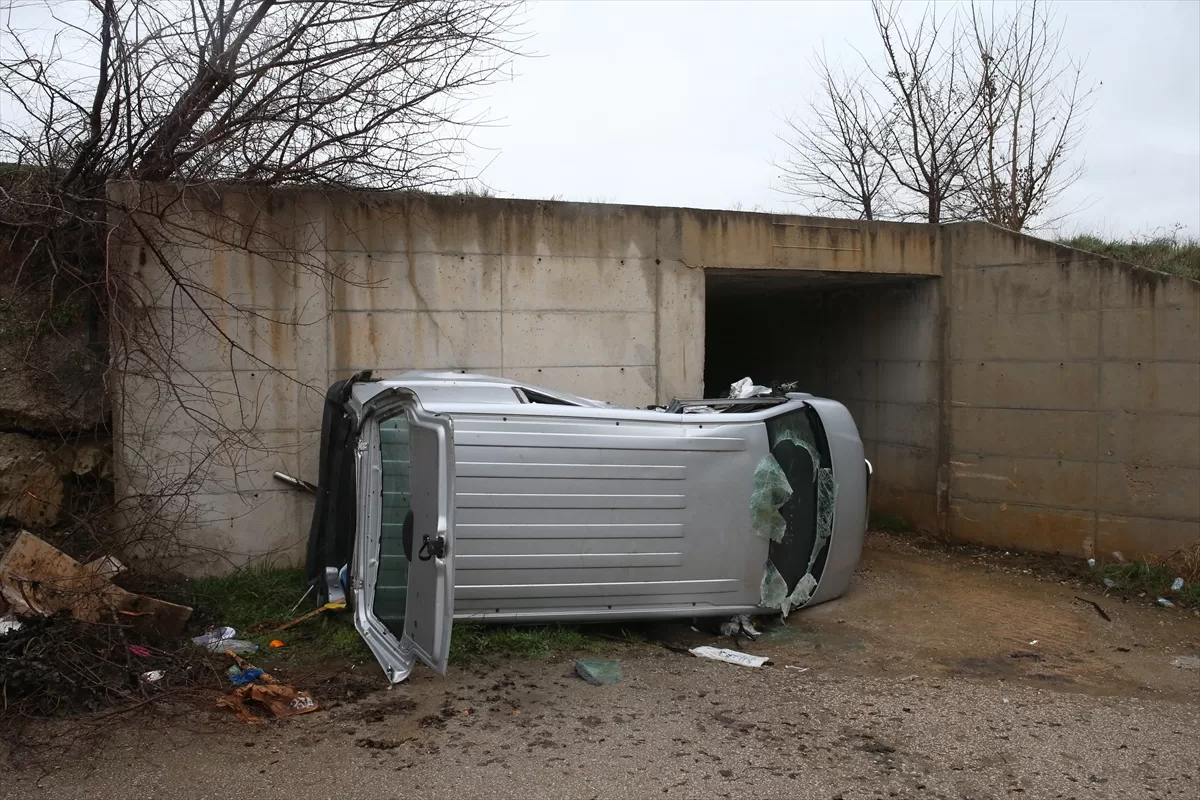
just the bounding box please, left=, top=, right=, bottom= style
left=3, top=533, right=1198, bottom=799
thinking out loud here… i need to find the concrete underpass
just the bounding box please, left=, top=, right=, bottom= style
left=705, top=269, right=941, bottom=531
left=112, top=187, right=1200, bottom=570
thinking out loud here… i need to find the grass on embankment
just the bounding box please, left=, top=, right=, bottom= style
left=1059, top=233, right=1200, bottom=280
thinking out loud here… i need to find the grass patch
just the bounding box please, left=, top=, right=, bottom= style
left=176, top=569, right=623, bottom=666
left=177, top=567, right=370, bottom=665
left=1060, top=232, right=1200, bottom=280
left=449, top=624, right=609, bottom=663
left=181, top=567, right=310, bottom=629
left=1092, top=560, right=1200, bottom=608
left=870, top=513, right=915, bottom=533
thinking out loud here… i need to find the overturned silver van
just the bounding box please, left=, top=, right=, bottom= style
left=305, top=371, right=869, bottom=683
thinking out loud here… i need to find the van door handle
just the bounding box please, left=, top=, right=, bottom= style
left=418, top=534, right=446, bottom=561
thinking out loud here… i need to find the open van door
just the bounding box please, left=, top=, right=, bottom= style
left=352, top=391, right=455, bottom=684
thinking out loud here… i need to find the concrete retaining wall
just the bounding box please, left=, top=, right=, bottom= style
left=111, top=186, right=1198, bottom=571
left=943, top=223, right=1200, bottom=558
left=113, top=188, right=937, bottom=570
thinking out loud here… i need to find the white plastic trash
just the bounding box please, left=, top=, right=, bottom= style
left=192, top=626, right=237, bottom=646
left=0, top=614, right=22, bottom=637
left=729, top=378, right=771, bottom=399
left=689, top=646, right=770, bottom=668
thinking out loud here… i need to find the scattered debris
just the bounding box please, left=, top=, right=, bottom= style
left=228, top=666, right=265, bottom=686
left=83, top=555, right=125, bottom=581
left=191, top=626, right=258, bottom=653
left=290, top=585, right=316, bottom=614
left=718, top=614, right=761, bottom=640
left=217, top=683, right=319, bottom=722
left=1103, top=578, right=1116, bottom=588
left=0, top=613, right=22, bottom=636
left=141, top=670, right=164, bottom=683
left=273, top=470, right=318, bottom=494
left=0, top=610, right=216, bottom=716
left=574, top=658, right=622, bottom=685
left=1156, top=597, right=1175, bottom=609
left=128, top=644, right=151, bottom=657
left=1170, top=577, right=1185, bottom=592
left=729, top=377, right=771, bottom=399
left=0, top=532, right=192, bottom=638
left=689, top=646, right=770, bottom=668
left=1029, top=639, right=1039, bottom=645
left=1112, top=551, right=1125, bottom=563
left=1075, top=596, right=1112, bottom=622
left=192, top=626, right=237, bottom=646
left=269, top=639, right=285, bottom=648
left=215, top=648, right=317, bottom=722
left=1087, top=558, right=1096, bottom=568
left=275, top=600, right=346, bottom=632
left=1171, top=656, right=1200, bottom=670
left=785, top=665, right=810, bottom=673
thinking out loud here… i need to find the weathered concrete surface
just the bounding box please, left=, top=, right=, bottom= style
left=944, top=223, right=1200, bottom=558
left=111, top=187, right=943, bottom=571
left=109, top=187, right=1198, bottom=569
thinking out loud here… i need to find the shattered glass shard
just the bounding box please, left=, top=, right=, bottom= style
left=751, top=454, right=793, bottom=543
left=782, top=573, right=819, bottom=616
left=809, top=467, right=839, bottom=575
left=760, top=561, right=789, bottom=609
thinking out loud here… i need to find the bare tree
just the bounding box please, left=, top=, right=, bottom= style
left=0, top=1, right=521, bottom=567
left=777, top=54, right=893, bottom=220
left=869, top=1, right=984, bottom=223
left=778, top=0, right=1091, bottom=230
left=964, top=0, right=1092, bottom=230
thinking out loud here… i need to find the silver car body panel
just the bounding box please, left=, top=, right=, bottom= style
left=347, top=371, right=867, bottom=682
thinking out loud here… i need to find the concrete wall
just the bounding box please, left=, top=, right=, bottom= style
left=820, top=281, right=942, bottom=532
left=111, top=185, right=1197, bottom=570
left=943, top=223, right=1200, bottom=558
left=113, top=187, right=937, bottom=570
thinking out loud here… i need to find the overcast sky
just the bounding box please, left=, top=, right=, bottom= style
left=465, top=0, right=1200, bottom=238
left=3, top=1, right=1196, bottom=238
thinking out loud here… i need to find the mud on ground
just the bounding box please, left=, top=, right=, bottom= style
left=3, top=532, right=1198, bottom=799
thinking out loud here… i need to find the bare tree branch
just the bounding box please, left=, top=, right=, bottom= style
left=778, top=0, right=1092, bottom=229
left=776, top=52, right=893, bottom=220
left=964, top=0, right=1094, bottom=230
left=0, top=0, right=523, bottom=568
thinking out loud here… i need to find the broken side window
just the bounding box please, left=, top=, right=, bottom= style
left=376, top=415, right=412, bottom=638
left=755, top=406, right=838, bottom=616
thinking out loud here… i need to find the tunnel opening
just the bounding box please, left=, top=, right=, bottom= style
left=704, top=269, right=942, bottom=531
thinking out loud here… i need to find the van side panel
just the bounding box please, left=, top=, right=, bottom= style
left=449, top=414, right=771, bottom=621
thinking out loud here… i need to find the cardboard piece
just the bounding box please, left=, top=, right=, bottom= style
left=0, top=531, right=191, bottom=638
left=218, top=683, right=319, bottom=722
